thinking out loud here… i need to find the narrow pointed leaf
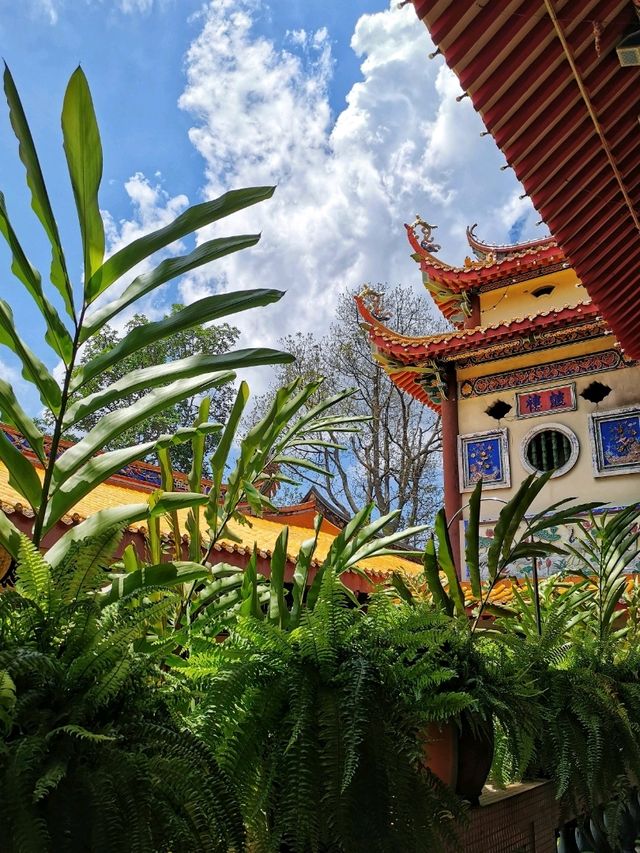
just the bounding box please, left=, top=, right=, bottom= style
left=391, top=572, right=416, bottom=607
left=0, top=193, right=73, bottom=361
left=269, top=527, right=289, bottom=628
left=0, top=431, right=41, bottom=509
left=156, top=446, right=182, bottom=553
left=465, top=479, right=483, bottom=599
left=86, top=185, right=274, bottom=301
left=422, top=536, right=453, bottom=615
left=206, top=381, right=249, bottom=541
left=72, top=289, right=283, bottom=391
left=3, top=64, right=74, bottom=319
left=44, top=439, right=162, bottom=532
left=62, top=66, right=104, bottom=288
left=0, top=510, right=21, bottom=560
left=239, top=545, right=263, bottom=619
left=0, top=300, right=61, bottom=412
left=53, top=371, right=235, bottom=485
left=81, top=234, right=261, bottom=339
left=64, top=348, right=289, bottom=428
left=345, top=524, right=428, bottom=568
left=272, top=454, right=332, bottom=476
left=186, top=398, right=210, bottom=562
left=434, top=508, right=465, bottom=616
left=45, top=492, right=208, bottom=569
left=290, top=515, right=321, bottom=628
left=0, top=381, right=45, bottom=462
left=98, top=562, right=210, bottom=606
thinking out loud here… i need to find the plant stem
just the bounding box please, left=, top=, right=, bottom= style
left=32, top=308, right=85, bottom=548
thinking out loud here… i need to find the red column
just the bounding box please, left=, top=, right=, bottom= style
left=463, top=291, right=480, bottom=329
left=440, top=364, right=462, bottom=573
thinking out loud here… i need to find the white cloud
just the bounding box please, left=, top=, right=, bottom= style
left=171, top=0, right=539, bottom=395
left=26, top=0, right=159, bottom=23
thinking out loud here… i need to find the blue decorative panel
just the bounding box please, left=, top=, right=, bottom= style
left=590, top=407, right=640, bottom=477
left=458, top=428, right=510, bottom=491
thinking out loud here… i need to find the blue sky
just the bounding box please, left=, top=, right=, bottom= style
left=0, top=0, right=539, bottom=413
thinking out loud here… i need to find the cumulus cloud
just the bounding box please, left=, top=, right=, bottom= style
left=170, top=0, right=539, bottom=386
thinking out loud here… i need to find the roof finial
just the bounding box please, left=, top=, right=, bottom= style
left=410, top=215, right=441, bottom=253
left=358, top=285, right=391, bottom=322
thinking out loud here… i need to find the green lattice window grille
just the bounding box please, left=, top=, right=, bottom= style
left=525, top=429, right=572, bottom=472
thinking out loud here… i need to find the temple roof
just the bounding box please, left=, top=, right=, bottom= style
left=356, top=293, right=608, bottom=410
left=466, top=223, right=555, bottom=261
left=406, top=220, right=567, bottom=324
left=0, top=439, right=419, bottom=586
left=407, top=0, right=640, bottom=360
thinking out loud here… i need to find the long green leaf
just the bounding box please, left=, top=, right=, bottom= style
left=3, top=64, right=74, bottom=319
left=486, top=474, right=541, bottom=579
left=434, top=508, right=465, bottom=617
left=62, top=66, right=104, bottom=289
left=0, top=431, right=41, bottom=509
left=0, top=508, right=28, bottom=559
left=465, top=479, right=483, bottom=599
left=422, top=535, right=453, bottom=616
left=45, top=492, right=208, bottom=569
left=98, top=562, right=210, bottom=606
left=80, top=234, right=261, bottom=340
left=64, top=348, right=290, bottom=428
left=390, top=572, right=416, bottom=607
left=86, top=185, right=274, bottom=302
left=278, top=387, right=357, bottom=446
left=290, top=515, right=321, bottom=628
left=206, top=381, right=249, bottom=541
left=268, top=526, right=289, bottom=628
left=239, top=545, right=263, bottom=619
left=0, top=193, right=73, bottom=361
left=45, top=437, right=177, bottom=533
left=186, top=398, right=210, bottom=562
left=345, top=524, right=428, bottom=568
left=53, top=371, right=235, bottom=485
left=272, top=454, right=332, bottom=477
left=71, top=289, right=283, bottom=391
left=0, top=299, right=62, bottom=412
left=0, top=381, right=45, bottom=462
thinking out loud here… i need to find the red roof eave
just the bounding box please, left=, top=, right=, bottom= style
left=356, top=295, right=601, bottom=364
left=409, top=0, right=640, bottom=359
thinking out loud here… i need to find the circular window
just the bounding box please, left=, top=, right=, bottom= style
left=520, top=423, right=579, bottom=478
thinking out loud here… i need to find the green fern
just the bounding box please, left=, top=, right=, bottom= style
left=0, top=533, right=244, bottom=852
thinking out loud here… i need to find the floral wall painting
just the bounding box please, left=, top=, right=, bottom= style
left=589, top=406, right=640, bottom=477
left=515, top=383, right=577, bottom=418
left=458, top=428, right=510, bottom=492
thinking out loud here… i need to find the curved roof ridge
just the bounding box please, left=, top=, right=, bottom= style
left=466, top=223, right=556, bottom=259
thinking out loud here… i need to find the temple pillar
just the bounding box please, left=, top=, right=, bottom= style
left=441, top=364, right=462, bottom=573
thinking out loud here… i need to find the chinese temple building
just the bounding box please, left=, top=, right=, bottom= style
left=357, top=219, right=640, bottom=575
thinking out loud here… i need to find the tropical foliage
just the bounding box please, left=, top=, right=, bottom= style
left=3, top=63, right=640, bottom=853
left=0, top=533, right=244, bottom=853
left=180, top=578, right=468, bottom=853
left=0, top=63, right=291, bottom=563
left=39, top=305, right=241, bottom=474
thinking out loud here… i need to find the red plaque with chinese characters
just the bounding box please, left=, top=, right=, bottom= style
left=515, top=384, right=577, bottom=418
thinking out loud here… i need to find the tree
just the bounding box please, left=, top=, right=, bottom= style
left=252, top=284, right=448, bottom=538
left=41, top=304, right=240, bottom=473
